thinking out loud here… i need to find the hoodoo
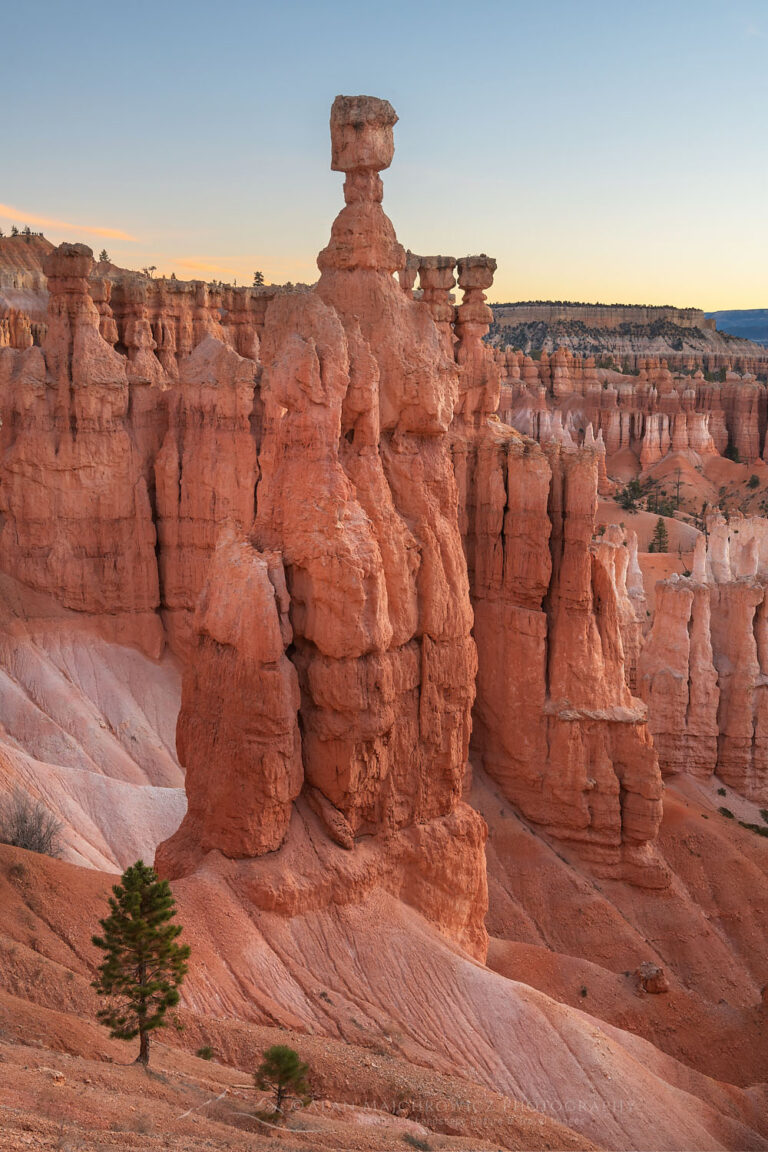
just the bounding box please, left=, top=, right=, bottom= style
left=156, top=93, right=489, bottom=959
left=450, top=287, right=665, bottom=886
left=639, top=513, right=768, bottom=802
left=158, top=93, right=665, bottom=892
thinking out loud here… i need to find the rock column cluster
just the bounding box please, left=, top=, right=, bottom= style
left=639, top=515, right=768, bottom=801
left=0, top=244, right=162, bottom=654
left=0, top=97, right=672, bottom=918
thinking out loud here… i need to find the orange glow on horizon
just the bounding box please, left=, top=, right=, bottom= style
left=0, top=203, right=137, bottom=242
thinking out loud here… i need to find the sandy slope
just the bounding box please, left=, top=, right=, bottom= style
left=0, top=574, right=184, bottom=870
left=0, top=846, right=592, bottom=1152
left=0, top=580, right=767, bottom=1148
left=1, top=836, right=767, bottom=1151
left=477, top=768, right=768, bottom=1088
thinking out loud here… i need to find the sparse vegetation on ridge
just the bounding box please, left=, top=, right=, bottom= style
left=254, top=1044, right=311, bottom=1120
left=92, top=860, right=190, bottom=1066
left=0, top=788, right=63, bottom=857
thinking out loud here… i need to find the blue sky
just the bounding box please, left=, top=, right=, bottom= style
left=2, top=0, right=766, bottom=306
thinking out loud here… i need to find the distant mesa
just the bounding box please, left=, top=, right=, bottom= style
left=490, top=299, right=768, bottom=367
left=706, top=308, right=768, bottom=347
left=492, top=300, right=708, bottom=327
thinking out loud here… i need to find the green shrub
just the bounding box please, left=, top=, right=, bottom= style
left=718, top=807, right=734, bottom=819
left=649, top=518, right=669, bottom=554
left=254, top=1045, right=310, bottom=1118
left=92, top=861, right=190, bottom=1065
left=738, top=821, right=768, bottom=838
left=0, top=788, right=63, bottom=857
left=617, top=479, right=642, bottom=512
left=196, top=1045, right=214, bottom=1060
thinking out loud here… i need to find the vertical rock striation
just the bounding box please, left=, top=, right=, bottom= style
left=0, top=244, right=163, bottom=655
left=639, top=515, right=768, bottom=801
left=452, top=276, right=664, bottom=886
left=154, top=337, right=259, bottom=656
left=159, top=534, right=302, bottom=863
left=157, top=97, right=487, bottom=954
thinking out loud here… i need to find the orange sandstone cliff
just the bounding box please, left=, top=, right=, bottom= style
left=639, top=515, right=768, bottom=801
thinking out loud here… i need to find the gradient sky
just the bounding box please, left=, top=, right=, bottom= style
left=2, top=0, right=766, bottom=308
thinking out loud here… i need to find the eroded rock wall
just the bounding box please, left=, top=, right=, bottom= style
left=445, top=268, right=664, bottom=886
left=454, top=421, right=664, bottom=885
left=0, top=97, right=671, bottom=961
left=0, top=244, right=163, bottom=656
left=498, top=348, right=768, bottom=467
left=638, top=516, right=768, bottom=801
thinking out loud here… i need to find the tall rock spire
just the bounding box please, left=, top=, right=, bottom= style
left=317, top=96, right=404, bottom=275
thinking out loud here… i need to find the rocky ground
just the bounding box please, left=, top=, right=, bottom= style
left=0, top=842, right=595, bottom=1152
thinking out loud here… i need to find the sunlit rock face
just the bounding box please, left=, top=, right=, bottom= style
left=496, top=349, right=768, bottom=473
left=0, top=243, right=163, bottom=657
left=3, top=97, right=768, bottom=1152
left=0, top=96, right=669, bottom=956
left=156, top=95, right=488, bottom=958
left=161, top=94, right=664, bottom=894
left=453, top=421, right=665, bottom=888
left=639, top=514, right=768, bottom=802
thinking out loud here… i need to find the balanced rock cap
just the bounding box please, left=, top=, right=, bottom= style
left=330, top=95, right=398, bottom=173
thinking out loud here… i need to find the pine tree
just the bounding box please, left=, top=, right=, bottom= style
left=254, top=1045, right=310, bottom=1118
left=649, top=517, right=669, bottom=554
left=253, top=269, right=264, bottom=286
left=99, top=249, right=110, bottom=263
left=92, top=860, right=190, bottom=1065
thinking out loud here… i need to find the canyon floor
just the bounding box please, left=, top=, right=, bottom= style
left=1, top=778, right=767, bottom=1152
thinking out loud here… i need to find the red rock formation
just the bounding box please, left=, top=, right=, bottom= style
left=593, top=524, right=644, bottom=690
left=158, top=96, right=486, bottom=953
left=0, top=101, right=667, bottom=892
left=452, top=332, right=664, bottom=885
left=0, top=252, right=269, bottom=662
left=454, top=256, right=500, bottom=419
left=158, top=534, right=302, bottom=862
left=635, top=961, right=670, bottom=994
left=154, top=337, right=259, bottom=655
left=416, top=254, right=456, bottom=333
left=498, top=349, right=766, bottom=472
left=723, top=373, right=764, bottom=462
left=88, top=276, right=118, bottom=347
left=639, top=516, right=768, bottom=801
left=638, top=573, right=720, bottom=777
left=0, top=244, right=162, bottom=656
left=4, top=98, right=768, bottom=1152
left=397, top=248, right=420, bottom=293
left=0, top=308, right=39, bottom=349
